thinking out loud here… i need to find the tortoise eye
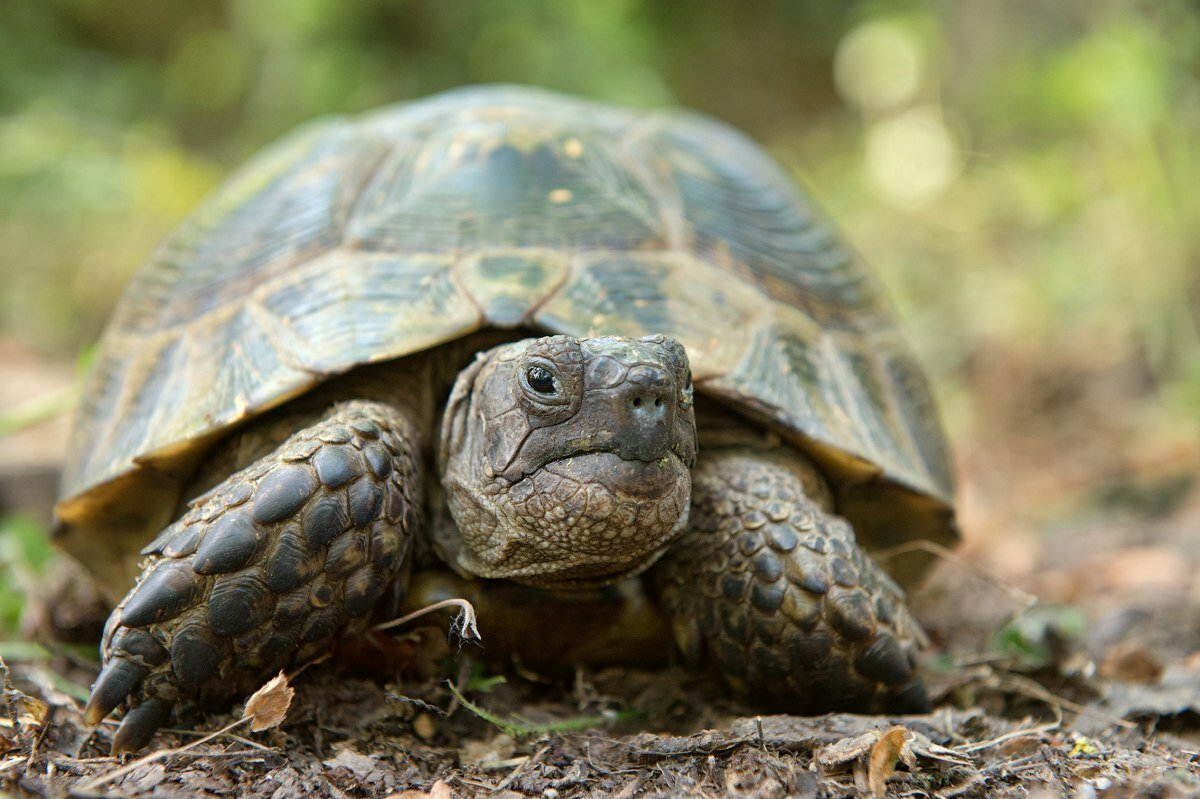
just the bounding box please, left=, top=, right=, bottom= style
left=525, top=365, right=557, bottom=395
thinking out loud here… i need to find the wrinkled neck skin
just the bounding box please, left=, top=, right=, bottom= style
left=438, top=335, right=697, bottom=590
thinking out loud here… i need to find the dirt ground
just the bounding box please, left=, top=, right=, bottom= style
left=2, top=344, right=1199, bottom=798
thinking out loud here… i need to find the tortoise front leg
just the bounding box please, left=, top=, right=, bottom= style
left=83, top=400, right=422, bottom=752
left=656, top=447, right=928, bottom=713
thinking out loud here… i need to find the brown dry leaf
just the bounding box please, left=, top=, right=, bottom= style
left=386, top=779, right=453, bottom=799
left=243, top=671, right=294, bottom=732
left=1098, top=640, right=1164, bottom=684
left=867, top=726, right=912, bottom=799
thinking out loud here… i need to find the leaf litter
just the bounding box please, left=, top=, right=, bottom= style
left=2, top=360, right=1200, bottom=797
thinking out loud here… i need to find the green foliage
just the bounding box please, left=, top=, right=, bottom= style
left=0, top=515, right=54, bottom=636
left=0, top=0, right=1195, bottom=456
left=447, top=680, right=637, bottom=739
left=991, top=605, right=1089, bottom=671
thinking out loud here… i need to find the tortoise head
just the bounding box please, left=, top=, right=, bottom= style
left=439, top=335, right=697, bottom=588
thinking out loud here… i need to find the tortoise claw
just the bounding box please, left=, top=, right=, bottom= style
left=83, top=658, right=148, bottom=727
left=111, top=698, right=171, bottom=754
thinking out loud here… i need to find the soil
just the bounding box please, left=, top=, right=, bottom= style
left=2, top=343, right=1199, bottom=798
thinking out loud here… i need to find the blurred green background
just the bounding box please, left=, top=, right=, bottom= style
left=1, top=0, right=1198, bottom=636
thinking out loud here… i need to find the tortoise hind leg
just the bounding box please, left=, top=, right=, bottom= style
left=84, top=400, right=422, bottom=753
left=656, top=447, right=928, bottom=713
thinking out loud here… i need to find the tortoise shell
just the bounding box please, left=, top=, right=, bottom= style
left=56, top=86, right=956, bottom=591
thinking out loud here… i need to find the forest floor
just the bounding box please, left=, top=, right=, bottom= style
left=1, top=341, right=1199, bottom=798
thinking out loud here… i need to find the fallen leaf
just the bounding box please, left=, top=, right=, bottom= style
left=868, top=726, right=912, bottom=798
left=1098, top=640, right=1164, bottom=684
left=243, top=671, right=294, bottom=732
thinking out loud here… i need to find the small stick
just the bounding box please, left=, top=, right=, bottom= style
left=954, top=707, right=1062, bottom=753
left=873, top=540, right=1039, bottom=613
left=75, top=717, right=250, bottom=791
left=371, top=598, right=479, bottom=639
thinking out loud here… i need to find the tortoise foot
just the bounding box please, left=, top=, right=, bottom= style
left=657, top=448, right=929, bottom=714
left=84, top=401, right=421, bottom=752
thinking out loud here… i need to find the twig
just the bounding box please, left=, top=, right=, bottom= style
left=873, top=540, right=1040, bottom=615
left=75, top=717, right=249, bottom=791
left=496, top=745, right=548, bottom=790
left=954, top=707, right=1062, bottom=753
left=372, top=598, right=480, bottom=645
left=994, top=672, right=1137, bottom=730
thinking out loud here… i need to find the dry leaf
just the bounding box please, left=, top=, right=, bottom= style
left=867, top=726, right=912, bottom=798
left=243, top=671, right=294, bottom=732
left=386, top=778, right=452, bottom=799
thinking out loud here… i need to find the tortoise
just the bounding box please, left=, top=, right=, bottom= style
left=54, top=85, right=957, bottom=753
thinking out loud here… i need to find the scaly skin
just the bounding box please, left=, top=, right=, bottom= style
left=85, top=401, right=421, bottom=752
left=85, top=335, right=927, bottom=752
left=656, top=448, right=928, bottom=714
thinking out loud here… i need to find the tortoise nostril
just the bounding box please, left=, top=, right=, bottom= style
left=632, top=397, right=642, bottom=408
left=654, top=397, right=663, bottom=409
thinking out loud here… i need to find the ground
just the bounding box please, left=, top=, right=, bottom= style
left=2, top=342, right=1199, bottom=798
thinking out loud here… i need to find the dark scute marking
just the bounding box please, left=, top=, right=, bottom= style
left=782, top=628, right=831, bottom=665
left=750, top=551, right=783, bottom=583
left=780, top=588, right=821, bottom=629
left=326, top=531, right=369, bottom=578
left=736, top=532, right=763, bottom=557
left=874, top=595, right=895, bottom=625
left=363, top=443, right=392, bottom=478
left=120, top=560, right=201, bottom=628
left=258, top=628, right=301, bottom=672
left=193, top=509, right=262, bottom=574
left=828, top=556, right=857, bottom=588
left=224, top=482, right=253, bottom=508
left=344, top=568, right=388, bottom=618
left=348, top=478, right=384, bottom=527
left=144, top=522, right=201, bottom=558
left=720, top=573, right=746, bottom=602
left=889, top=678, right=931, bottom=713
left=785, top=547, right=830, bottom=594
left=275, top=586, right=312, bottom=627
left=750, top=580, right=785, bottom=613
left=765, top=523, right=797, bottom=552
left=312, top=444, right=364, bottom=488
left=162, top=525, right=203, bottom=558
left=253, top=465, right=318, bottom=524
left=303, top=494, right=351, bottom=549
left=854, top=631, right=913, bottom=686
left=300, top=605, right=344, bottom=643
left=310, top=578, right=335, bottom=608
left=350, top=419, right=381, bottom=439
left=825, top=586, right=876, bottom=642
left=110, top=628, right=168, bottom=667
left=281, top=439, right=321, bottom=462
left=383, top=481, right=409, bottom=522
left=170, top=627, right=223, bottom=688
left=370, top=525, right=405, bottom=574
left=318, top=425, right=352, bottom=445
left=207, top=571, right=272, bottom=637
left=751, top=646, right=789, bottom=684
left=267, top=527, right=322, bottom=593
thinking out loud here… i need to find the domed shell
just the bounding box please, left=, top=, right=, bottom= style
left=56, top=86, right=956, bottom=589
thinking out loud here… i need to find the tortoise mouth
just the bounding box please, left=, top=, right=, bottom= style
left=449, top=448, right=692, bottom=587
left=540, top=450, right=688, bottom=499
